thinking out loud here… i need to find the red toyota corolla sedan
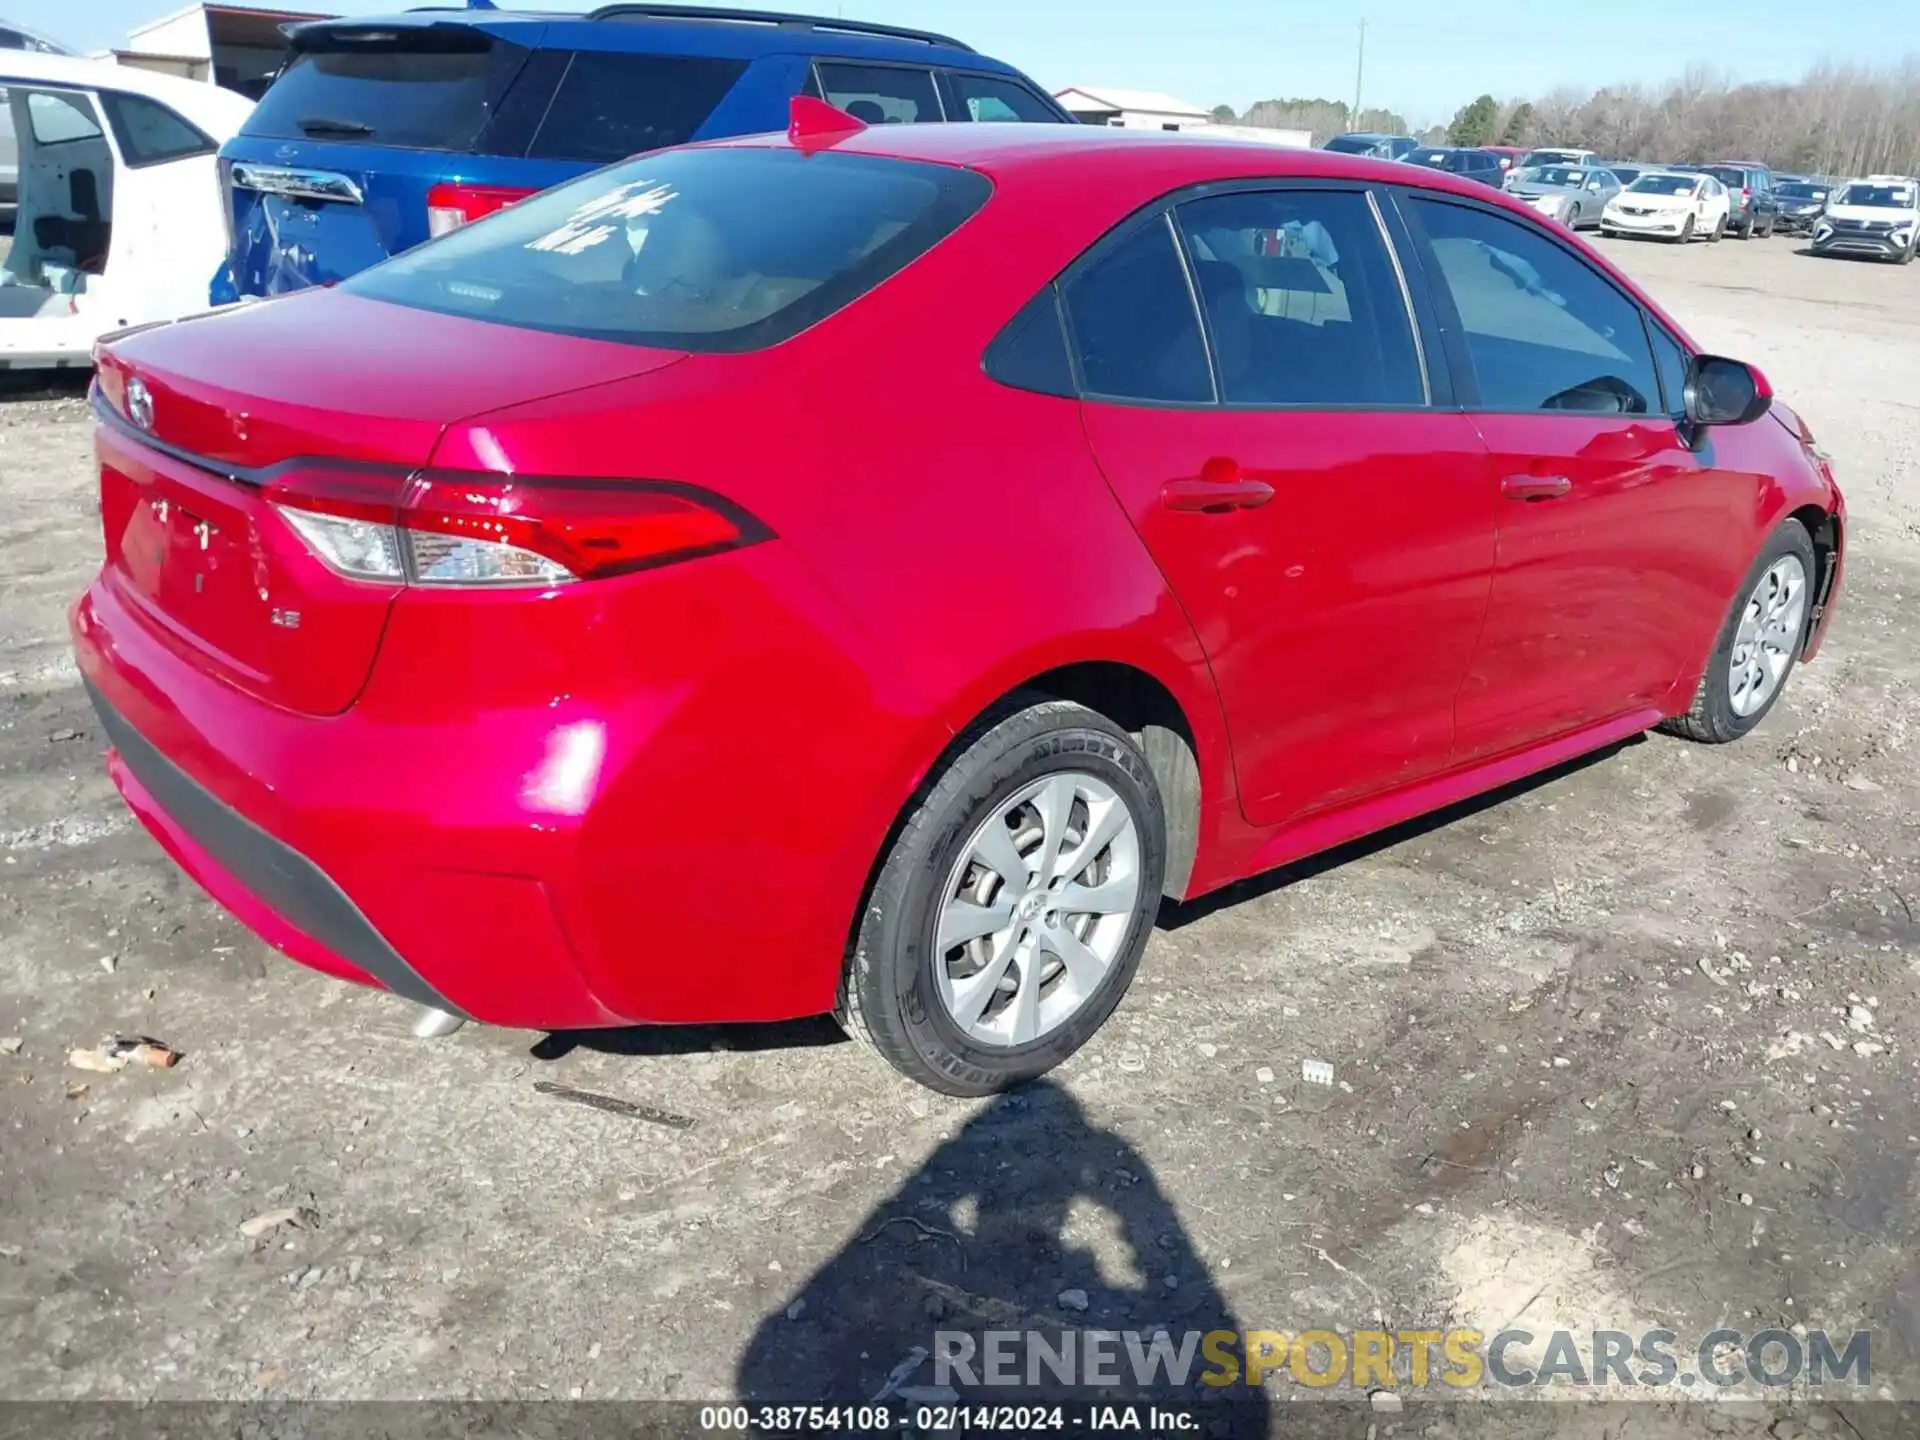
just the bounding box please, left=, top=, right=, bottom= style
left=72, top=112, right=1844, bottom=1095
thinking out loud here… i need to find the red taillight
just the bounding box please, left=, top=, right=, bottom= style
left=404, top=475, right=745, bottom=582
left=266, top=467, right=754, bottom=586
left=425, top=182, right=537, bottom=238
left=1741, top=187, right=1751, bottom=198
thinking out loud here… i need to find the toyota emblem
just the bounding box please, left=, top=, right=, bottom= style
left=127, top=377, right=154, bottom=431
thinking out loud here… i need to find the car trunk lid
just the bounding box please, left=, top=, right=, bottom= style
left=94, top=290, right=686, bottom=716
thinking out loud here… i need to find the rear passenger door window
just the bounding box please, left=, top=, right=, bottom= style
left=1406, top=198, right=1660, bottom=414
left=1172, top=188, right=1424, bottom=407
left=528, top=52, right=747, bottom=162
left=942, top=72, right=1057, bottom=123
left=1059, top=216, right=1212, bottom=404
left=814, top=63, right=941, bottom=124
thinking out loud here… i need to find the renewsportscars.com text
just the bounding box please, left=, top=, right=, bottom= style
left=934, top=1327, right=1872, bottom=1390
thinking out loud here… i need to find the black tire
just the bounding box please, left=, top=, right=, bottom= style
left=1674, top=215, right=1695, bottom=244
left=1738, top=213, right=1755, bottom=239
left=837, top=698, right=1166, bottom=1095
left=1661, top=520, right=1818, bottom=744
left=1762, top=214, right=1777, bottom=238
left=1711, top=214, right=1727, bottom=242
left=1899, top=241, right=1916, bottom=266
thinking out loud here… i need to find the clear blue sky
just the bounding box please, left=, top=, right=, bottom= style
left=26, top=0, right=1915, bottom=127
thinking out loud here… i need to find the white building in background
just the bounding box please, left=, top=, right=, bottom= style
left=1053, top=86, right=1312, bottom=149
left=110, top=2, right=331, bottom=97
left=1054, top=86, right=1214, bottom=131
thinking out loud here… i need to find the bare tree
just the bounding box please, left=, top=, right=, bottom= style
left=1487, top=56, right=1920, bottom=174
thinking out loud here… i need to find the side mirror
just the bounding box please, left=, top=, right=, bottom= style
left=1685, top=354, right=1773, bottom=430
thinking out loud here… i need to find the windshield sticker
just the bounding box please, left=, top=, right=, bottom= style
left=524, top=180, right=680, bottom=258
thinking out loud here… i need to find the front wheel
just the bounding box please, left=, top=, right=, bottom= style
left=838, top=699, right=1167, bottom=1095
left=1762, top=214, right=1777, bottom=238
left=1675, top=215, right=1696, bottom=244
left=1661, top=520, right=1818, bottom=744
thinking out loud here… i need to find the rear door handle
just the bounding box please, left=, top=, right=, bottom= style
left=1160, top=477, right=1276, bottom=513
left=1501, top=474, right=1572, bottom=501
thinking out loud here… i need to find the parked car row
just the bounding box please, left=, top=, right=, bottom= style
left=1314, top=135, right=1918, bottom=264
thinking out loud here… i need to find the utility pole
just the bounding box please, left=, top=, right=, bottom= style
left=1352, top=19, right=1366, bottom=127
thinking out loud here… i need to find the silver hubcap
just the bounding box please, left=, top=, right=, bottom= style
left=1728, top=555, right=1807, bottom=718
left=933, top=772, right=1142, bottom=1049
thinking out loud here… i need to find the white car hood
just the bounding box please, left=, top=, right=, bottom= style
left=1613, top=193, right=1696, bottom=211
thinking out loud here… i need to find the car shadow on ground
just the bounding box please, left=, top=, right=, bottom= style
left=528, top=1014, right=847, bottom=1062
left=531, top=739, right=1642, bottom=1063
left=734, top=1075, right=1273, bottom=1430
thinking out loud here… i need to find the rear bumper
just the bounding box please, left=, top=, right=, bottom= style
left=89, top=678, right=469, bottom=1015
left=71, top=544, right=938, bottom=1030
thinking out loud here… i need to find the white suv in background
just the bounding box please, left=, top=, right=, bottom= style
left=1811, top=175, right=1919, bottom=264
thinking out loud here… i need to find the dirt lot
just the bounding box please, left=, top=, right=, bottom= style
left=2, top=233, right=1918, bottom=1431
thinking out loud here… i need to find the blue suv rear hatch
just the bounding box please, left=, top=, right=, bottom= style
left=217, top=7, right=1068, bottom=299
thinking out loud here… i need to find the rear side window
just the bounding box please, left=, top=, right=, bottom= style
left=1060, top=217, right=1212, bottom=404
left=815, top=63, right=940, bottom=124
left=99, top=91, right=215, bottom=166
left=244, top=29, right=526, bottom=150
left=945, top=72, right=1057, bottom=123
left=344, top=147, right=990, bottom=353
left=1174, top=189, right=1423, bottom=407
left=527, top=52, right=747, bottom=162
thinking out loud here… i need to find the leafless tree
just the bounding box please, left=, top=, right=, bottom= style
left=1492, top=56, right=1920, bottom=174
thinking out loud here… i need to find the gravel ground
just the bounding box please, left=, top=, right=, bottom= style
left=1, top=233, right=1917, bottom=1432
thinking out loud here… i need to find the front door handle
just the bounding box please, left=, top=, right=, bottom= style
left=1501, top=474, right=1572, bottom=501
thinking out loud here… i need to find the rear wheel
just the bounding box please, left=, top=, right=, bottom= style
left=1709, top=213, right=1726, bottom=242
left=838, top=699, right=1166, bottom=1095
left=1661, top=520, right=1817, bottom=744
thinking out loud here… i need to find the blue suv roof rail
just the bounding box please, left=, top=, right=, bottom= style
left=584, top=4, right=975, bottom=51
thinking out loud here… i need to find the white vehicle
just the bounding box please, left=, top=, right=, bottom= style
left=1517, top=147, right=1597, bottom=169
left=1600, top=170, right=1732, bottom=243
left=0, top=53, right=253, bottom=368
left=1810, top=175, right=1919, bottom=264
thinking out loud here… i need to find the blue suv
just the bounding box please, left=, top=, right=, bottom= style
left=215, top=3, right=1070, bottom=299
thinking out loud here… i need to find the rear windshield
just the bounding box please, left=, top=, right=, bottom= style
left=1323, top=135, right=1381, bottom=154
left=244, top=27, right=526, bottom=150
left=344, top=147, right=992, bottom=352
